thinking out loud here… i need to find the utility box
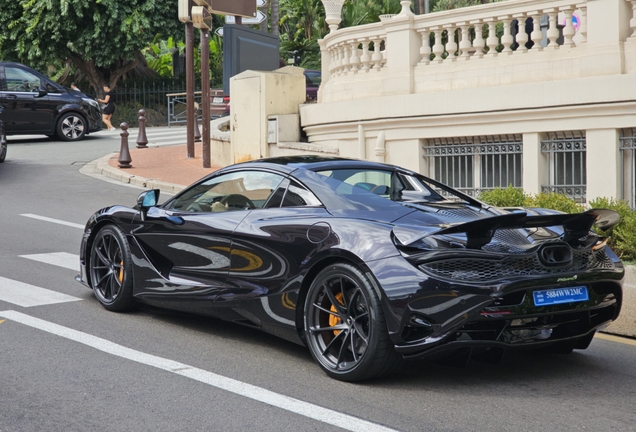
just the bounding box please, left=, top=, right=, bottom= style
left=230, top=67, right=305, bottom=163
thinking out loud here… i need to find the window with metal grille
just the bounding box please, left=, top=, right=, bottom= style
left=541, top=131, right=586, bottom=202
left=422, top=135, right=522, bottom=197
left=620, top=128, right=636, bottom=208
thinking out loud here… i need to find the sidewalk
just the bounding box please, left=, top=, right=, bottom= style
left=92, top=142, right=223, bottom=194
left=87, top=142, right=635, bottom=340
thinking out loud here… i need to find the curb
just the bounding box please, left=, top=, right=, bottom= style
left=89, top=153, right=186, bottom=195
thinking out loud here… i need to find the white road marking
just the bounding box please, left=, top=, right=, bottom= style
left=20, top=252, right=80, bottom=272
left=0, top=310, right=399, bottom=432
left=0, top=278, right=82, bottom=307
left=20, top=214, right=85, bottom=229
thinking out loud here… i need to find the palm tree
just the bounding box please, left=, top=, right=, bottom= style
left=272, top=0, right=280, bottom=36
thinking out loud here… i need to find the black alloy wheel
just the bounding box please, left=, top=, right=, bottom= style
left=57, top=113, right=86, bottom=141
left=89, top=225, right=134, bottom=311
left=304, top=263, right=401, bottom=381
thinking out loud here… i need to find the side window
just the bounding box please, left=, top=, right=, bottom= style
left=5, top=67, right=42, bottom=92
left=281, top=181, right=322, bottom=207
left=167, top=171, right=285, bottom=213
left=317, top=169, right=393, bottom=198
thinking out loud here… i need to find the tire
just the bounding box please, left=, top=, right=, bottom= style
left=89, top=225, right=134, bottom=312
left=303, top=263, right=402, bottom=381
left=0, top=143, right=6, bottom=163
left=56, top=112, right=87, bottom=141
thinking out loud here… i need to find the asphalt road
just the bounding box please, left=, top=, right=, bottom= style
left=1, top=134, right=635, bottom=432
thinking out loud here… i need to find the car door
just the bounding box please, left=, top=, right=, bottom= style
left=132, top=170, right=288, bottom=307
left=220, top=179, right=331, bottom=307
left=0, top=66, right=53, bottom=133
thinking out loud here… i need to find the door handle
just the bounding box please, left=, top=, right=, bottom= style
left=4, top=94, right=17, bottom=99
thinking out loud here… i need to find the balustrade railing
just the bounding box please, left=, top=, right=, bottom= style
left=318, top=0, right=636, bottom=102
left=322, top=22, right=388, bottom=78
left=415, top=0, right=584, bottom=65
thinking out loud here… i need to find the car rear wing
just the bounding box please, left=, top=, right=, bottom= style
left=394, top=209, right=620, bottom=250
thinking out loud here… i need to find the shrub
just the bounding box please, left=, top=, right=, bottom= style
left=478, top=186, right=527, bottom=207
left=478, top=187, right=636, bottom=261
left=525, top=192, right=584, bottom=214
left=588, top=197, right=636, bottom=261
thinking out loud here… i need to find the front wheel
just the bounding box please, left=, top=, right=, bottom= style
left=89, top=225, right=134, bottom=311
left=57, top=113, right=87, bottom=141
left=303, top=263, right=401, bottom=381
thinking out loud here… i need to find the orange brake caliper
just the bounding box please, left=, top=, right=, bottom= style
left=329, top=292, right=344, bottom=336
left=118, top=261, right=124, bottom=283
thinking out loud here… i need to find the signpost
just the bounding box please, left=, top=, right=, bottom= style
left=178, top=0, right=258, bottom=165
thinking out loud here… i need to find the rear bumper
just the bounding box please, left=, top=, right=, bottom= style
left=394, top=292, right=621, bottom=359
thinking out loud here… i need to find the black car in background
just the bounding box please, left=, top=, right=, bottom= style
left=0, top=62, right=102, bottom=141
left=77, top=156, right=624, bottom=381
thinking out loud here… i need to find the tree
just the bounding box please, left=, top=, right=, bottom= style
left=432, top=0, right=500, bottom=12
left=272, top=0, right=280, bottom=37
left=0, top=0, right=181, bottom=95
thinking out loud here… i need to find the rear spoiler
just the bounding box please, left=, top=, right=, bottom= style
left=397, top=209, right=619, bottom=249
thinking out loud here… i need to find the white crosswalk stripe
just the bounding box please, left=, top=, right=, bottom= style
left=0, top=277, right=82, bottom=307
left=145, top=126, right=187, bottom=147
left=20, top=214, right=85, bottom=229
left=20, top=252, right=80, bottom=272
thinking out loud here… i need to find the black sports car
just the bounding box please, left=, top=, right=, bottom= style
left=77, top=156, right=624, bottom=381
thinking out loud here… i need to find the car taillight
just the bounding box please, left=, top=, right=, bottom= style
left=223, top=96, right=230, bottom=103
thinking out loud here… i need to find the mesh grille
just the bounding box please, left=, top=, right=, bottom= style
left=420, top=249, right=614, bottom=282
left=436, top=208, right=488, bottom=220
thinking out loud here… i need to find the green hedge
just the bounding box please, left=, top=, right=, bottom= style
left=478, top=186, right=636, bottom=261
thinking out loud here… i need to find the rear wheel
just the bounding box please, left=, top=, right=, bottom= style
left=57, top=113, right=87, bottom=141
left=89, top=225, right=134, bottom=311
left=304, top=263, right=401, bottom=381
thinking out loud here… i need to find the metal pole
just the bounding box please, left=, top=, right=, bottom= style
left=186, top=22, right=195, bottom=158
left=201, top=29, right=211, bottom=168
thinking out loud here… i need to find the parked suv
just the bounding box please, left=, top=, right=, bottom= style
left=0, top=62, right=102, bottom=141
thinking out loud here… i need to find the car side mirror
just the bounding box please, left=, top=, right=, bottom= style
left=36, top=88, right=48, bottom=98
left=137, top=189, right=160, bottom=220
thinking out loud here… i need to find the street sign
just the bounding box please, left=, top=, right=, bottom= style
left=207, top=0, right=257, bottom=18
left=215, top=28, right=224, bottom=37
left=225, top=10, right=266, bottom=25
left=256, top=0, right=268, bottom=7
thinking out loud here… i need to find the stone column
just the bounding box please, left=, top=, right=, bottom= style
left=586, top=129, right=621, bottom=201
left=382, top=4, right=420, bottom=94
left=582, top=0, right=634, bottom=75
left=522, top=132, right=547, bottom=196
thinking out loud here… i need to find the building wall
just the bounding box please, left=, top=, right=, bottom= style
left=298, top=0, right=636, bottom=204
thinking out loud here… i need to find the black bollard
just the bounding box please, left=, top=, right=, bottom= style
left=118, top=123, right=132, bottom=169
left=136, top=109, right=148, bottom=149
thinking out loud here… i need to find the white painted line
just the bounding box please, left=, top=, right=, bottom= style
left=0, top=310, right=399, bottom=432
left=20, top=252, right=80, bottom=272
left=20, top=214, right=85, bottom=229
left=0, top=278, right=82, bottom=307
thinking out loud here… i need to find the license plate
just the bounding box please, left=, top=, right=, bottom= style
left=533, top=286, right=589, bottom=306
left=212, top=97, right=223, bottom=103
